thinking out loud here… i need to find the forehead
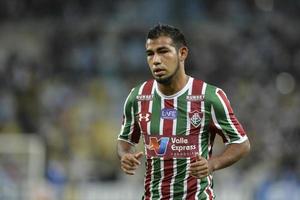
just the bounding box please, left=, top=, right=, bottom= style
left=145, top=36, right=175, bottom=50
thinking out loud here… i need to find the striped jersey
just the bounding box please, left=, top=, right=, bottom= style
left=118, top=77, right=248, bottom=200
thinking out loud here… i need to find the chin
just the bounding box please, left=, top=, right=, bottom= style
left=155, top=76, right=172, bottom=85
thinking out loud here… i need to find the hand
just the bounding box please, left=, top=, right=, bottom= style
left=189, top=155, right=212, bottom=179
left=120, top=152, right=143, bottom=175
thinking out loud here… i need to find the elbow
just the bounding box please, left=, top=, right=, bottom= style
left=242, top=139, right=251, bottom=157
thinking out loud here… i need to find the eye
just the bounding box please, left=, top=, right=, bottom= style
left=158, top=49, right=169, bottom=54
left=146, top=51, right=154, bottom=56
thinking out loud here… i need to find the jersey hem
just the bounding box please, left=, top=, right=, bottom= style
left=117, top=138, right=137, bottom=146
left=225, top=136, right=248, bottom=145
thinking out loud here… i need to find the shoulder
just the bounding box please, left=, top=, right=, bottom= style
left=126, top=79, right=155, bottom=103
left=192, top=78, right=224, bottom=104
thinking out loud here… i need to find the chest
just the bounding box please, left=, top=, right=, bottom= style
left=135, top=96, right=210, bottom=136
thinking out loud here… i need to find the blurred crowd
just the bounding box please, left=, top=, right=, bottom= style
left=0, top=0, right=299, bottom=199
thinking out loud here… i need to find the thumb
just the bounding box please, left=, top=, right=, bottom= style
left=134, top=151, right=144, bottom=160
left=196, top=154, right=203, bottom=161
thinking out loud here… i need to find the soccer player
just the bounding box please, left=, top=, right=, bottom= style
left=117, top=24, right=250, bottom=199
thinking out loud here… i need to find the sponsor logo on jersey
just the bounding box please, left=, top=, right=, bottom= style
left=145, top=135, right=199, bottom=158
left=137, top=112, right=151, bottom=122
left=160, top=108, right=177, bottom=120
left=136, top=94, right=153, bottom=101
left=146, top=137, right=169, bottom=156
left=186, top=95, right=205, bottom=102
left=189, top=110, right=203, bottom=128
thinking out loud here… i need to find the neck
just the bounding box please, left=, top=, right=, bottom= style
left=157, top=72, right=189, bottom=96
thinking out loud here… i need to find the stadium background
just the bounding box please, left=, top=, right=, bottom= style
left=0, top=0, right=299, bottom=199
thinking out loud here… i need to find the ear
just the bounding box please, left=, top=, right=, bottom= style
left=178, top=46, right=188, bottom=61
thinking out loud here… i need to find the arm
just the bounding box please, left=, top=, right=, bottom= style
left=189, top=87, right=250, bottom=178
left=117, top=140, right=143, bottom=175
left=117, top=88, right=143, bottom=175
left=189, top=140, right=250, bottom=178
left=208, top=139, right=250, bottom=172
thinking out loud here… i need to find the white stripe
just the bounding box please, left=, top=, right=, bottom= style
left=182, top=79, right=193, bottom=199
left=215, top=89, right=247, bottom=143
left=159, top=97, right=164, bottom=135
left=147, top=84, right=155, bottom=135
left=136, top=82, right=146, bottom=142
left=170, top=158, right=177, bottom=199
left=159, top=157, right=164, bottom=199
left=186, top=78, right=193, bottom=135
left=195, top=82, right=207, bottom=199
left=157, top=97, right=164, bottom=199
left=141, top=82, right=154, bottom=199
left=211, top=106, right=231, bottom=143
left=173, top=97, right=178, bottom=136
left=149, top=159, right=154, bottom=199
left=182, top=158, right=190, bottom=199
left=170, top=97, right=178, bottom=199
left=118, top=88, right=134, bottom=137
left=203, top=175, right=214, bottom=199
left=198, top=82, right=207, bottom=156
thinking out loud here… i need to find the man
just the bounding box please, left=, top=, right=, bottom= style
left=117, top=24, right=250, bottom=200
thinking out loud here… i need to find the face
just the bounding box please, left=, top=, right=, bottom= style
left=146, top=36, right=184, bottom=84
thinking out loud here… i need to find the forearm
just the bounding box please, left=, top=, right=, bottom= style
left=208, top=139, right=250, bottom=172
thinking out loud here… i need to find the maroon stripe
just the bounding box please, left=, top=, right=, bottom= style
left=187, top=79, right=203, bottom=199
left=205, top=187, right=213, bottom=200
left=186, top=158, right=197, bottom=200
left=205, top=175, right=214, bottom=200
left=139, top=80, right=154, bottom=135
left=163, top=99, right=174, bottom=136
left=161, top=99, right=174, bottom=199
left=140, top=80, right=154, bottom=200
left=131, top=122, right=141, bottom=143
left=190, top=80, right=203, bottom=135
left=217, top=90, right=246, bottom=136
left=144, top=159, right=152, bottom=200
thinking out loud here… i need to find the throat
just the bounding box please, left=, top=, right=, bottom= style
left=157, top=75, right=189, bottom=96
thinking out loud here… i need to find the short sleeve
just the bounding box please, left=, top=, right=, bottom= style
left=210, top=88, right=248, bottom=145
left=118, top=89, right=141, bottom=145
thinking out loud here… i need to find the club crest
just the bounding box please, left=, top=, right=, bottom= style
left=189, top=111, right=203, bottom=128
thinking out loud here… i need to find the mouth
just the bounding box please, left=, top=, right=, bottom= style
left=153, top=68, right=166, bottom=76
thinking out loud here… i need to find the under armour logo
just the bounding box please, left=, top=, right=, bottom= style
left=137, top=112, right=151, bottom=122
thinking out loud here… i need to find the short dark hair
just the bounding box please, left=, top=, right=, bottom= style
left=147, top=24, right=187, bottom=48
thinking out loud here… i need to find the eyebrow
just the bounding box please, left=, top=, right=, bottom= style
left=145, top=46, right=170, bottom=53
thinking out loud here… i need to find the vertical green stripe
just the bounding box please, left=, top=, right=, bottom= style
left=173, top=159, right=188, bottom=199
left=151, top=158, right=162, bottom=199
left=150, top=91, right=161, bottom=136
left=122, top=86, right=140, bottom=137
left=208, top=85, right=240, bottom=142
left=176, top=90, right=188, bottom=135
left=172, top=91, right=188, bottom=199
left=201, top=84, right=213, bottom=159
left=198, top=177, right=209, bottom=199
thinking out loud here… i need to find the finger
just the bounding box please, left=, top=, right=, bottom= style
left=190, top=170, right=209, bottom=178
left=189, top=160, right=207, bottom=168
left=122, top=163, right=138, bottom=171
left=134, top=152, right=144, bottom=160
left=122, top=154, right=141, bottom=166
left=122, top=159, right=137, bottom=168
left=128, top=156, right=142, bottom=166
left=121, top=166, right=136, bottom=175
left=189, top=166, right=209, bottom=174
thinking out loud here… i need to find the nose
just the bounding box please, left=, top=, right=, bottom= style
left=152, top=53, right=161, bottom=66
